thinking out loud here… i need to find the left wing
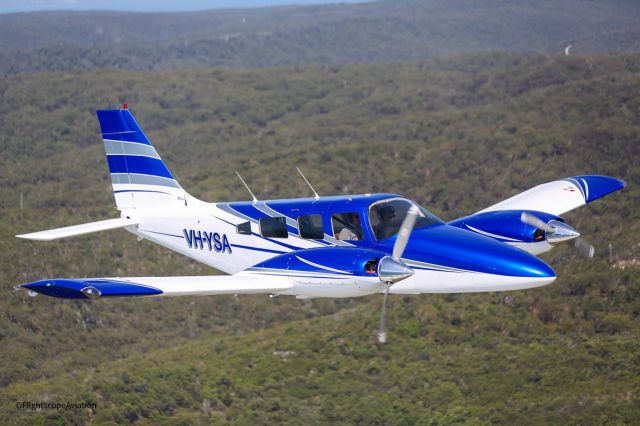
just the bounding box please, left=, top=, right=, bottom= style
left=477, top=175, right=625, bottom=217
left=16, top=274, right=293, bottom=299
left=448, top=175, right=625, bottom=255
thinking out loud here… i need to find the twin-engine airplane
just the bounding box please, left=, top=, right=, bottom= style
left=15, top=106, right=626, bottom=342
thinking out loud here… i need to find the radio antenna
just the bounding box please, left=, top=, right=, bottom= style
left=235, top=171, right=258, bottom=204
left=296, top=167, right=320, bottom=200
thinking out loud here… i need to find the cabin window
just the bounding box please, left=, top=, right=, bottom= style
left=332, top=212, right=363, bottom=241
left=236, top=221, right=251, bottom=235
left=259, top=217, right=288, bottom=238
left=298, top=214, right=324, bottom=239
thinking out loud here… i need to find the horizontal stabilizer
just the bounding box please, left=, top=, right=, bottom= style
left=16, top=218, right=139, bottom=241
left=17, top=274, right=293, bottom=298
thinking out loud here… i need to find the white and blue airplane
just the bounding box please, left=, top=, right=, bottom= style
left=15, top=106, right=626, bottom=342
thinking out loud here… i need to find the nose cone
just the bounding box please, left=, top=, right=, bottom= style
left=378, top=256, right=415, bottom=283
left=508, top=252, right=556, bottom=278
left=403, top=225, right=556, bottom=279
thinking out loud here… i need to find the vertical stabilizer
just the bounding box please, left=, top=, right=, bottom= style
left=96, top=108, right=186, bottom=210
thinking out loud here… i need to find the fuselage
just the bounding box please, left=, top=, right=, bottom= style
left=127, top=193, right=556, bottom=298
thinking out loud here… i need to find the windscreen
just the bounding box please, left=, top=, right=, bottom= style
left=369, top=198, right=443, bottom=241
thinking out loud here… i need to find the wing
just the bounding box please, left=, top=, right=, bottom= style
left=477, top=175, right=625, bottom=216
left=16, top=246, right=389, bottom=299
left=16, top=274, right=293, bottom=299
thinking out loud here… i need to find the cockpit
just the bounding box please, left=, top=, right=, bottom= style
left=231, top=195, right=443, bottom=245
left=368, top=198, right=443, bottom=241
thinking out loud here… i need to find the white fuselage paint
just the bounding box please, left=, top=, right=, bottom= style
left=124, top=197, right=555, bottom=299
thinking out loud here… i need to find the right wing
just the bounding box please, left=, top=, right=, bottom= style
left=477, top=175, right=626, bottom=217
left=16, top=247, right=390, bottom=299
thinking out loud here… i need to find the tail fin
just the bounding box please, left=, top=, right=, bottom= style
left=96, top=107, right=186, bottom=210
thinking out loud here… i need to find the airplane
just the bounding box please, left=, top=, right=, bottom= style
left=14, top=105, right=626, bottom=342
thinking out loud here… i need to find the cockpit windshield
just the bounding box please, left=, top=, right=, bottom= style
left=369, top=198, right=443, bottom=241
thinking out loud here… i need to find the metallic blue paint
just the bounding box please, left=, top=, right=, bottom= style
left=251, top=224, right=555, bottom=279
left=228, top=195, right=555, bottom=279
left=96, top=109, right=152, bottom=145
left=253, top=247, right=387, bottom=276
left=230, top=244, right=286, bottom=255
left=20, top=279, right=163, bottom=299
left=106, top=154, right=174, bottom=179
left=448, top=210, right=560, bottom=243
left=566, top=175, right=626, bottom=203
left=227, top=194, right=400, bottom=243
left=384, top=225, right=555, bottom=278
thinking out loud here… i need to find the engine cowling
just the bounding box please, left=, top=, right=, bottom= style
left=448, top=210, right=562, bottom=244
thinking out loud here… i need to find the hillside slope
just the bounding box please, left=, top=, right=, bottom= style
left=1, top=53, right=639, bottom=423
left=1, top=0, right=639, bottom=75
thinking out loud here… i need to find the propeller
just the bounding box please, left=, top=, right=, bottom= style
left=520, top=212, right=555, bottom=233
left=377, top=205, right=423, bottom=343
left=392, top=206, right=420, bottom=259
left=520, top=212, right=594, bottom=258
left=574, top=237, right=595, bottom=258
left=378, top=285, right=390, bottom=344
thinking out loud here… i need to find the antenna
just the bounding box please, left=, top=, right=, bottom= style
left=235, top=171, right=258, bottom=203
left=296, top=167, right=319, bottom=200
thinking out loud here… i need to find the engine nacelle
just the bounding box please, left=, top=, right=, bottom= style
left=252, top=246, right=389, bottom=298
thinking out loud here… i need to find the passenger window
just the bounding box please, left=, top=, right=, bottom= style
left=298, top=214, right=324, bottom=239
left=236, top=221, right=251, bottom=235
left=332, top=212, right=363, bottom=241
left=259, top=217, right=288, bottom=238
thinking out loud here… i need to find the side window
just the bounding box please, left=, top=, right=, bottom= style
left=298, top=214, right=324, bottom=239
left=236, top=221, right=251, bottom=235
left=259, top=217, right=288, bottom=238
left=332, top=212, right=363, bottom=241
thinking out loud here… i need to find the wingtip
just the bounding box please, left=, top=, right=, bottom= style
left=568, top=175, right=627, bottom=203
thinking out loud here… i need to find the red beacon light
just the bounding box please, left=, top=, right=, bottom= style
left=122, top=102, right=128, bottom=110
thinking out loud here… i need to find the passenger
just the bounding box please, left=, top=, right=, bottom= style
left=338, top=213, right=361, bottom=241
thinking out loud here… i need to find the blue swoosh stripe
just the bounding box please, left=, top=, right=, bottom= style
left=230, top=244, right=286, bottom=255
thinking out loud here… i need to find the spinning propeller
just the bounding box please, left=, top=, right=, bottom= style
left=376, top=205, right=422, bottom=343
left=520, top=212, right=594, bottom=258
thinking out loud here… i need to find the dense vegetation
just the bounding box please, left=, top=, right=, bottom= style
left=1, top=0, right=640, bottom=76
left=0, top=52, right=638, bottom=423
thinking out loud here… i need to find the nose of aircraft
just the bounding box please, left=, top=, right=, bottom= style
left=403, top=225, right=556, bottom=279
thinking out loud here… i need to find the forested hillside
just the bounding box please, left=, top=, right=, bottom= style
left=1, top=0, right=640, bottom=76
left=1, top=53, right=638, bottom=423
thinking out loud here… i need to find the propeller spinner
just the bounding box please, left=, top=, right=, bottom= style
left=520, top=212, right=594, bottom=258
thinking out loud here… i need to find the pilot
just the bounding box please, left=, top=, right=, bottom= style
left=374, top=205, right=396, bottom=240
left=338, top=213, right=361, bottom=241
